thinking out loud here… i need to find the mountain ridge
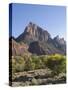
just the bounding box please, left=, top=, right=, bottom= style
left=10, top=22, right=66, bottom=55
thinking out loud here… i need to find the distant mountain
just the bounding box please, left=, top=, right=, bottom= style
left=53, top=35, right=66, bottom=54
left=10, top=22, right=66, bottom=55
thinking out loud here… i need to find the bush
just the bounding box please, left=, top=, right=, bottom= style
left=39, top=55, right=48, bottom=68
left=31, top=55, right=47, bottom=69
left=24, top=57, right=35, bottom=71
left=46, top=54, right=66, bottom=74
left=12, top=56, right=25, bottom=72
left=12, top=58, right=16, bottom=73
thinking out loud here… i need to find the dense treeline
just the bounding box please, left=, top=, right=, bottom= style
left=11, top=54, right=66, bottom=75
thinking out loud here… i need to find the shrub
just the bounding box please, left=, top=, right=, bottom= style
left=12, top=58, right=16, bottom=73
left=24, top=57, right=35, bottom=71
left=11, top=54, right=66, bottom=74
left=46, top=54, right=66, bottom=74
left=39, top=55, right=48, bottom=68
left=12, top=56, right=25, bottom=72
left=31, top=55, right=46, bottom=69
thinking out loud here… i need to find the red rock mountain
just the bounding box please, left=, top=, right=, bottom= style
left=10, top=22, right=66, bottom=55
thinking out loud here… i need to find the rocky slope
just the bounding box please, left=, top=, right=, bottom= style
left=12, top=69, right=66, bottom=86
left=9, top=37, right=30, bottom=56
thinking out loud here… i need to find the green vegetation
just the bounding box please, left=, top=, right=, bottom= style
left=46, top=54, right=66, bottom=75
left=11, top=54, right=66, bottom=75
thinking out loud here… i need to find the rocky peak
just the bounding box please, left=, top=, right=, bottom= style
left=24, top=22, right=37, bottom=36
left=59, top=38, right=66, bottom=45
left=54, top=35, right=65, bottom=45
left=17, top=22, right=51, bottom=43
left=53, top=35, right=60, bottom=41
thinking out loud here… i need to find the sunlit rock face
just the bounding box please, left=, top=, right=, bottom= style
left=16, top=22, right=51, bottom=43
left=14, top=22, right=66, bottom=55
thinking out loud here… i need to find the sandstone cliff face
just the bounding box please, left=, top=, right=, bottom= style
left=16, top=22, right=51, bottom=43
left=9, top=37, right=29, bottom=56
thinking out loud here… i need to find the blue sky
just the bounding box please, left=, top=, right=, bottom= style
left=12, top=3, right=66, bottom=40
